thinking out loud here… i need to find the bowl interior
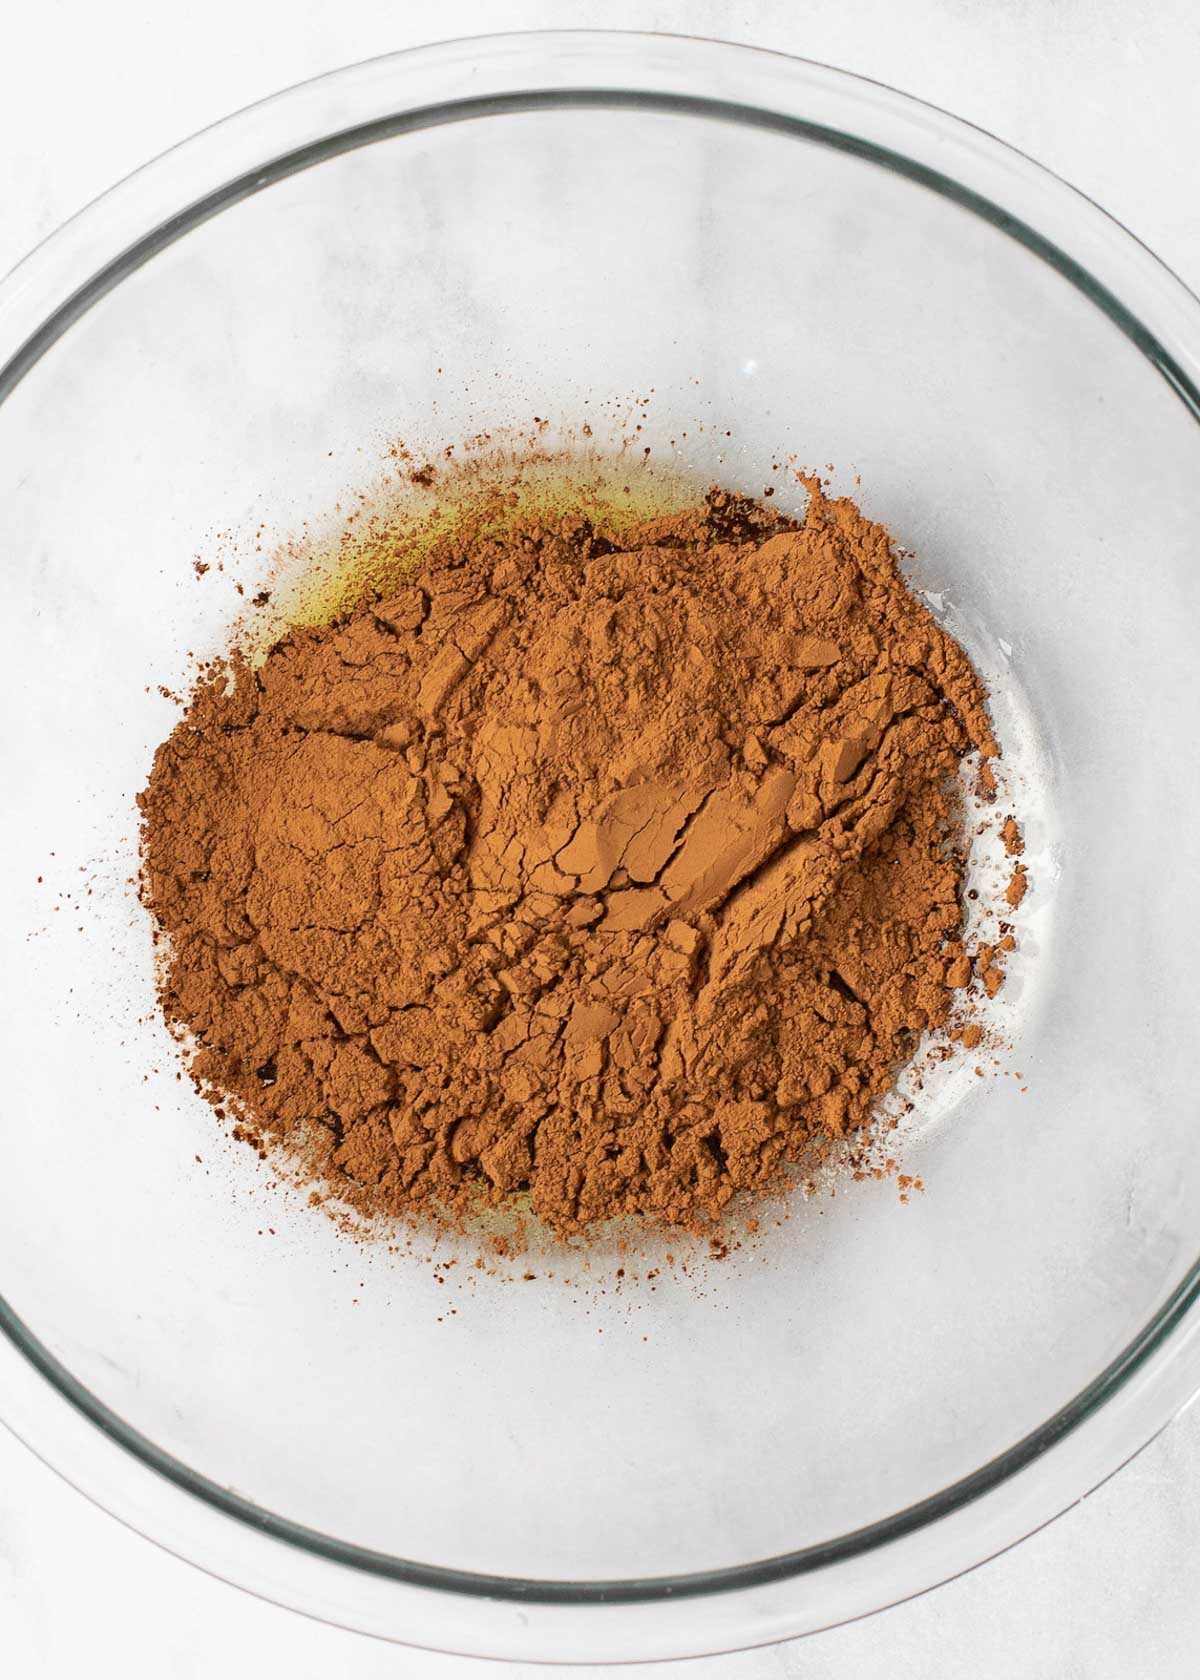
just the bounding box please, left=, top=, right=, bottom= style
left=3, top=91, right=1200, bottom=1587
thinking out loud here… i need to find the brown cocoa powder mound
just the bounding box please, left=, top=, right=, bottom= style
left=139, top=478, right=997, bottom=1237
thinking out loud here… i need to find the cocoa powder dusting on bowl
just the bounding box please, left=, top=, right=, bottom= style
left=139, top=476, right=999, bottom=1237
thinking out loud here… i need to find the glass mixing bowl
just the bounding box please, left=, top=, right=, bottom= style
left=3, top=30, right=1200, bottom=1664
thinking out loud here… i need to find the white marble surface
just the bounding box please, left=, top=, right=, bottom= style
left=3, top=1, right=1200, bottom=1673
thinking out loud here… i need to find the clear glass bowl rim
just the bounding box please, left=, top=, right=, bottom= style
left=2, top=28, right=1200, bottom=1661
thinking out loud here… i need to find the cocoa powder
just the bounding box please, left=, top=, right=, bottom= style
left=140, top=477, right=997, bottom=1236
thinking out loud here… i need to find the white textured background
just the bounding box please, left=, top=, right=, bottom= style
left=3, top=2, right=1200, bottom=1674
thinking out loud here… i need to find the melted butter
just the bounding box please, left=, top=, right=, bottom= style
left=247, top=449, right=708, bottom=655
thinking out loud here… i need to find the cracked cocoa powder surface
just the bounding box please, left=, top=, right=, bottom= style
left=140, top=478, right=997, bottom=1237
